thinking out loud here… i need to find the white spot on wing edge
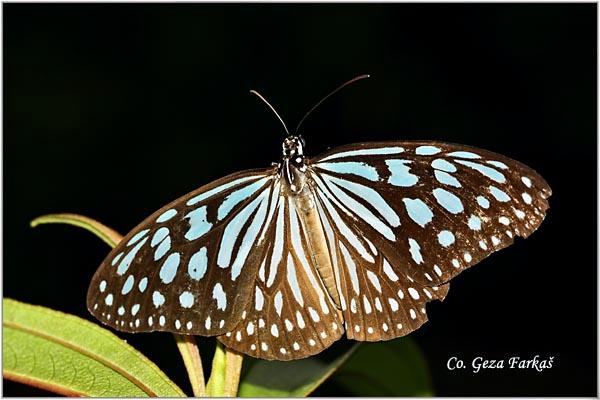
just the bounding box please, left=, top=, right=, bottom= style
left=408, top=287, right=420, bottom=300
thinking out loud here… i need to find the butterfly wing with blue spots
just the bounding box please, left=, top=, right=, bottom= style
left=87, top=138, right=551, bottom=361
left=217, top=196, right=344, bottom=360
left=309, top=141, right=550, bottom=340
left=87, top=167, right=283, bottom=335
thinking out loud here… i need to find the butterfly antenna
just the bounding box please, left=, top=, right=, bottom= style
left=294, top=74, right=371, bottom=135
left=249, top=90, right=290, bottom=136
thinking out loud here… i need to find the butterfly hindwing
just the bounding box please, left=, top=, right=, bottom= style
left=310, top=141, right=551, bottom=290
left=313, top=181, right=449, bottom=341
left=87, top=167, right=279, bottom=335
left=218, top=197, right=344, bottom=360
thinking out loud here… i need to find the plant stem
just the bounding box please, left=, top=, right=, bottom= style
left=174, top=334, right=206, bottom=397
left=30, top=213, right=123, bottom=248
left=206, top=342, right=244, bottom=397
left=223, top=346, right=243, bottom=396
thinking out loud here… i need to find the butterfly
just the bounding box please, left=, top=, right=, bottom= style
left=87, top=76, right=551, bottom=361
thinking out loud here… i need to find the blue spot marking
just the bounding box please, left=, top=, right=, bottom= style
left=408, top=238, right=423, bottom=264
left=121, top=275, right=135, bottom=295
left=179, top=291, right=194, bottom=308
left=325, top=175, right=400, bottom=227
left=434, top=170, right=461, bottom=187
left=230, top=192, right=270, bottom=280
left=111, top=252, right=124, bottom=266
left=488, top=160, right=508, bottom=169
left=455, top=160, right=506, bottom=183
left=433, top=188, right=464, bottom=214
left=217, top=178, right=268, bottom=220
left=431, top=158, right=457, bottom=172
left=437, top=230, right=455, bottom=247
left=156, top=209, right=177, bottom=223
left=138, top=277, right=148, bottom=292
left=415, top=145, right=441, bottom=155
left=185, top=206, right=212, bottom=241
left=105, top=293, right=113, bottom=306
left=117, top=237, right=148, bottom=275
left=151, top=227, right=169, bottom=247
left=154, top=236, right=171, bottom=261
left=489, top=186, right=511, bottom=202
left=448, top=151, right=480, bottom=159
left=218, top=192, right=265, bottom=268
left=477, top=196, right=490, bottom=208
left=325, top=176, right=396, bottom=241
left=159, top=253, right=180, bottom=284
left=317, top=161, right=379, bottom=181
left=187, top=175, right=261, bottom=206
left=127, top=229, right=149, bottom=246
left=188, top=247, right=208, bottom=281
left=212, top=283, right=227, bottom=310
left=468, top=215, right=482, bottom=230
left=402, top=198, right=433, bottom=227
left=386, top=160, right=418, bottom=187
left=152, top=291, right=165, bottom=308
left=320, top=146, right=404, bottom=161
left=286, top=254, right=303, bottom=306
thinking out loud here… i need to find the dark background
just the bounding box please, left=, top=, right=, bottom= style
left=3, top=3, right=597, bottom=397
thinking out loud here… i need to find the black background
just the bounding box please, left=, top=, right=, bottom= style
left=3, top=3, right=597, bottom=397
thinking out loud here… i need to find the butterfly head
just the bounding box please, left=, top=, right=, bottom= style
left=282, top=135, right=305, bottom=158
left=281, top=135, right=307, bottom=194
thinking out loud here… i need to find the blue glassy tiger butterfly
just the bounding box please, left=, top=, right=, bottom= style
left=87, top=75, right=551, bottom=361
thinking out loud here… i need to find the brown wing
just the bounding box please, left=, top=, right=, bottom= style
left=308, top=140, right=550, bottom=338
left=87, top=167, right=282, bottom=336
left=312, top=173, right=449, bottom=341
left=218, top=196, right=343, bottom=360
left=310, top=141, right=551, bottom=288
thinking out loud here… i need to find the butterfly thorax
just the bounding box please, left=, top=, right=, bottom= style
left=280, top=135, right=308, bottom=195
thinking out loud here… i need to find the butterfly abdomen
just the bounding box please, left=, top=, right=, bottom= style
left=294, top=182, right=342, bottom=309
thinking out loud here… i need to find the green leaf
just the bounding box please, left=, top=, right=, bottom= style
left=31, top=213, right=123, bottom=248
left=238, top=343, right=360, bottom=397
left=332, top=338, right=433, bottom=396
left=3, top=298, right=185, bottom=397
left=29, top=213, right=209, bottom=396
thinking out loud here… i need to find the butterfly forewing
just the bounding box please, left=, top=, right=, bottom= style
left=310, top=141, right=551, bottom=289
left=218, top=197, right=344, bottom=360
left=87, top=167, right=279, bottom=335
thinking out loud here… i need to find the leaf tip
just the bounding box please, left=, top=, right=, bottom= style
left=30, top=216, right=46, bottom=229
